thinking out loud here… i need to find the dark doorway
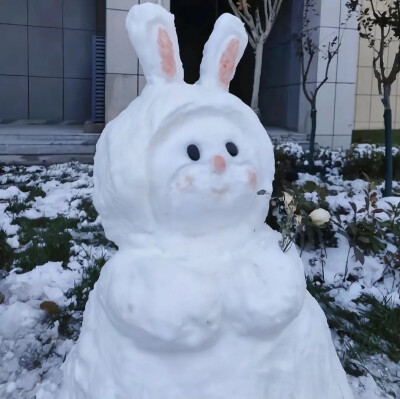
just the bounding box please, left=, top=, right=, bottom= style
left=171, top=0, right=254, bottom=105
left=96, top=0, right=106, bottom=35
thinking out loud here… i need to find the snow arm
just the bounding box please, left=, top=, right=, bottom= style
left=98, top=256, right=221, bottom=352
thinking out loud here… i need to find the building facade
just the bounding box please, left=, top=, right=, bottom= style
left=0, top=0, right=105, bottom=123
left=0, top=0, right=398, bottom=149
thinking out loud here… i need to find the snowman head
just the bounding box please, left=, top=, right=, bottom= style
left=93, top=4, right=274, bottom=247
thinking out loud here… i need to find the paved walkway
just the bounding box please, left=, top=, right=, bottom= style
left=266, top=126, right=309, bottom=148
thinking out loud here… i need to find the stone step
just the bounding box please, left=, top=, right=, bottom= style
left=0, top=124, right=100, bottom=165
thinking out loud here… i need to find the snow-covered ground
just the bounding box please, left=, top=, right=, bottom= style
left=0, top=163, right=114, bottom=399
left=0, top=152, right=399, bottom=398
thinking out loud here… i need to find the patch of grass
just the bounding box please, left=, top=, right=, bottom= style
left=0, top=228, right=14, bottom=271
left=78, top=224, right=117, bottom=249
left=47, top=252, right=108, bottom=338
left=14, top=216, right=78, bottom=246
left=12, top=216, right=79, bottom=272
left=5, top=196, right=31, bottom=216
left=15, top=231, right=72, bottom=272
left=59, top=172, right=74, bottom=183
left=19, top=185, right=46, bottom=202
left=352, top=129, right=400, bottom=146
left=67, top=252, right=107, bottom=313
left=352, top=294, right=400, bottom=362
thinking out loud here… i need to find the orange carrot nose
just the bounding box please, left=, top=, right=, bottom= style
left=213, top=155, right=226, bottom=174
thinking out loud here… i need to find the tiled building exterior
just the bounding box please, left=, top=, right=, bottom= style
left=0, top=0, right=398, bottom=149
left=0, top=0, right=102, bottom=123
left=104, top=0, right=168, bottom=122
left=355, top=30, right=400, bottom=131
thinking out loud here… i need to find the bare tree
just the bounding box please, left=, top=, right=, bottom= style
left=347, top=0, right=400, bottom=196
left=228, top=0, right=284, bottom=113
left=296, top=0, right=346, bottom=170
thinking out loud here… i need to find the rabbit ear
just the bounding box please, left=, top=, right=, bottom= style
left=126, top=3, right=183, bottom=84
left=198, top=14, right=248, bottom=91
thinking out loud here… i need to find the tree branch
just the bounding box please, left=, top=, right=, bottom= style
left=266, top=0, right=272, bottom=19
left=373, top=54, right=383, bottom=97
left=228, top=0, right=284, bottom=52
left=227, top=0, right=247, bottom=23
left=242, top=0, right=257, bottom=34
left=314, top=42, right=340, bottom=99
left=387, top=45, right=400, bottom=85
left=368, top=0, right=379, bottom=19
left=255, top=8, right=263, bottom=36
left=379, top=24, right=387, bottom=82
left=262, top=0, right=284, bottom=40
left=227, top=0, right=257, bottom=48
left=301, top=46, right=315, bottom=105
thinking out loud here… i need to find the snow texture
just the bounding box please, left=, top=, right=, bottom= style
left=58, top=4, right=354, bottom=399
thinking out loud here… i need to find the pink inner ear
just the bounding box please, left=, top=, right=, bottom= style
left=219, top=38, right=239, bottom=88
left=157, top=28, right=176, bottom=78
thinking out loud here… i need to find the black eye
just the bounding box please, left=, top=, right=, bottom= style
left=225, top=142, right=238, bottom=157
left=187, top=144, right=200, bottom=161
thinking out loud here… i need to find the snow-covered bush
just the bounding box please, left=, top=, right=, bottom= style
left=274, top=143, right=400, bottom=185
left=342, top=144, right=400, bottom=181
left=307, top=281, right=400, bottom=384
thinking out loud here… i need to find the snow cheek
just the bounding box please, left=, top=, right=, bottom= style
left=171, top=165, right=258, bottom=195
left=174, top=174, right=195, bottom=191
left=247, top=169, right=257, bottom=189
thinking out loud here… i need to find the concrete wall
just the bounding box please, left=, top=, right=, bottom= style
left=0, top=0, right=97, bottom=123
left=105, top=0, right=169, bottom=122
left=296, top=0, right=359, bottom=148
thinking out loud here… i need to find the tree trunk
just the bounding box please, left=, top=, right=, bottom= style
left=309, top=107, right=317, bottom=171
left=383, top=108, right=393, bottom=196
left=382, top=84, right=393, bottom=197
left=251, top=41, right=264, bottom=114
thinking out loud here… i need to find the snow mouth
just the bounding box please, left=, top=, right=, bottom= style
left=211, top=187, right=229, bottom=195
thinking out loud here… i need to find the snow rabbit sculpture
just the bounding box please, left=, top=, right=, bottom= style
left=58, top=3, right=354, bottom=399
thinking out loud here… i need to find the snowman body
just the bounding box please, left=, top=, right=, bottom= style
left=60, top=229, right=352, bottom=399
left=58, top=4, right=354, bottom=399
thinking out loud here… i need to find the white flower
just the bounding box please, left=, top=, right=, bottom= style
left=309, top=208, right=330, bottom=226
